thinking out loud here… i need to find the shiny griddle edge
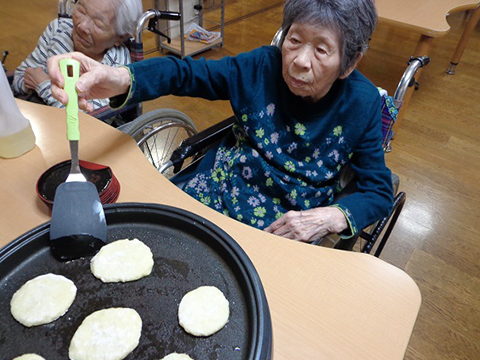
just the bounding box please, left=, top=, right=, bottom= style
left=0, top=203, right=272, bottom=360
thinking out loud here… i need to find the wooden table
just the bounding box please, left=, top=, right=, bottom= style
left=0, top=101, right=421, bottom=360
left=375, top=0, right=480, bottom=128
left=376, top=0, right=479, bottom=37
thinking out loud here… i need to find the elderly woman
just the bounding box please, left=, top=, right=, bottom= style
left=48, top=0, right=393, bottom=243
left=13, top=0, right=142, bottom=110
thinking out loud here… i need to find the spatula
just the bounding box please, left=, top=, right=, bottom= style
left=49, top=59, right=107, bottom=261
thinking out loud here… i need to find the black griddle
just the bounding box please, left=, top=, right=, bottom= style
left=0, top=203, right=272, bottom=360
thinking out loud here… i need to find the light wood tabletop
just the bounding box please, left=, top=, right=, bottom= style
left=376, top=0, right=479, bottom=37
left=0, top=100, right=422, bottom=360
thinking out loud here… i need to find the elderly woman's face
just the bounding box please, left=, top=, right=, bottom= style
left=72, top=0, right=123, bottom=61
left=282, top=22, right=349, bottom=102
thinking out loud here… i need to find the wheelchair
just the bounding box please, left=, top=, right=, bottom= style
left=1, top=0, right=200, bottom=174
left=67, top=0, right=200, bottom=174
left=121, top=27, right=430, bottom=257
left=59, top=0, right=197, bottom=131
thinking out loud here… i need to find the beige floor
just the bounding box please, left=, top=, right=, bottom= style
left=2, top=1, right=480, bottom=359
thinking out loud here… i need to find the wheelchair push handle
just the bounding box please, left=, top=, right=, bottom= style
left=393, top=56, right=430, bottom=105
left=1, top=50, right=8, bottom=65
left=136, top=9, right=182, bottom=44
left=153, top=10, right=181, bottom=21
left=410, top=56, right=430, bottom=67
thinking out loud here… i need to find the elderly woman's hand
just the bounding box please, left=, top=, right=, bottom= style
left=264, top=207, right=348, bottom=242
left=47, top=52, right=131, bottom=112
left=24, top=67, right=49, bottom=91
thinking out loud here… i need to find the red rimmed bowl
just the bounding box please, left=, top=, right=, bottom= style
left=36, top=160, right=120, bottom=208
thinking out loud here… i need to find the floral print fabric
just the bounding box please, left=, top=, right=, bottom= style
left=183, top=102, right=353, bottom=230
left=124, top=46, right=393, bottom=234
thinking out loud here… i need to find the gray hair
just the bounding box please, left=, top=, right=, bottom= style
left=281, top=0, right=377, bottom=76
left=114, top=0, right=143, bottom=37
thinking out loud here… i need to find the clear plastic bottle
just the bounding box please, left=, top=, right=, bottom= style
left=0, top=70, right=36, bottom=158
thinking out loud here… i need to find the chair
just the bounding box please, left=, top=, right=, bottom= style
left=0, top=0, right=199, bottom=176
left=4, top=0, right=188, bottom=127
left=129, top=29, right=430, bottom=257
left=61, top=0, right=187, bottom=126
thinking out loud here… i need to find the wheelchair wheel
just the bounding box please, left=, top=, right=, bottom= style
left=118, top=109, right=198, bottom=178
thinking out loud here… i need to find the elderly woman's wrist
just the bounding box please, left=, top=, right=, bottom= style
left=109, top=66, right=133, bottom=109
left=115, top=66, right=131, bottom=94
left=332, top=209, right=348, bottom=233
left=328, top=205, right=352, bottom=234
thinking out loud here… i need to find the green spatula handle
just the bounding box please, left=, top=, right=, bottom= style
left=59, top=59, right=80, bottom=141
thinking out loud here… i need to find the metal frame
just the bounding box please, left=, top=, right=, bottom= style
left=156, top=0, right=225, bottom=58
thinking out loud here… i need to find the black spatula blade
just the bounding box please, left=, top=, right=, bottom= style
left=50, top=181, right=107, bottom=261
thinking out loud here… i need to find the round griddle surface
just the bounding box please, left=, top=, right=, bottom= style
left=0, top=203, right=272, bottom=360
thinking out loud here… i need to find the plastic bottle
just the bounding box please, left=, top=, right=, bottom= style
left=0, top=69, right=36, bottom=158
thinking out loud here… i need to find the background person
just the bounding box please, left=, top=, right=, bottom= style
left=13, top=0, right=142, bottom=111
left=48, top=0, right=393, bottom=243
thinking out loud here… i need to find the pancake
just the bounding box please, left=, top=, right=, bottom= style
left=12, top=354, right=46, bottom=360
left=178, top=286, right=229, bottom=337
left=161, top=353, right=194, bottom=360
left=90, top=238, right=154, bottom=283
left=10, top=273, right=77, bottom=327
left=69, top=307, right=142, bottom=360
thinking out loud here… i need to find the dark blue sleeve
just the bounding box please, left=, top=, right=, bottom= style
left=332, top=92, right=394, bottom=236
left=123, top=46, right=274, bottom=106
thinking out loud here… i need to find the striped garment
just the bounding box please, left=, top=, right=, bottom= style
left=13, top=17, right=131, bottom=110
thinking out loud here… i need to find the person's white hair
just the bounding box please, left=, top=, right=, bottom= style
left=114, top=0, right=143, bottom=37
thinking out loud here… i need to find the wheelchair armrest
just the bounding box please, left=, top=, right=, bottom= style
left=361, top=191, right=406, bottom=257
left=88, top=103, right=141, bottom=127
left=170, top=116, right=236, bottom=173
